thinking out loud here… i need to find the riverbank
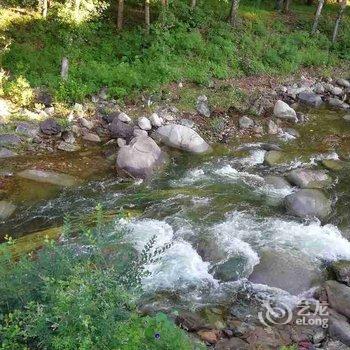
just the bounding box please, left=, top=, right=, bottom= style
left=1, top=70, right=350, bottom=348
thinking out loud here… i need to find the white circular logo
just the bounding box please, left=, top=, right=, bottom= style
left=258, top=300, right=293, bottom=327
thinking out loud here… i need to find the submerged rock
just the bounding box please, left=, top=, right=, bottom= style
left=156, top=124, right=210, bottom=154
left=330, top=260, right=350, bottom=286
left=17, top=169, right=78, bottom=187
left=298, top=92, right=323, bottom=107
left=0, top=200, right=16, bottom=220
left=325, top=280, right=350, bottom=319
left=264, top=175, right=292, bottom=190
left=211, top=255, right=252, bottom=282
left=322, top=159, right=345, bottom=171
left=284, top=189, right=331, bottom=220
left=264, top=150, right=285, bottom=166
left=249, top=249, right=324, bottom=295
left=287, top=169, right=331, bottom=189
left=116, top=136, right=164, bottom=178
left=273, top=100, right=297, bottom=122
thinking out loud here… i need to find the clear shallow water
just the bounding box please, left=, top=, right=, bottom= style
left=2, top=107, right=350, bottom=308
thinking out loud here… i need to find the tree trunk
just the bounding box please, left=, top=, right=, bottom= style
left=117, top=0, right=124, bottom=30
left=145, top=0, right=150, bottom=34
left=312, top=0, right=325, bottom=34
left=42, top=0, right=48, bottom=18
left=276, top=0, right=284, bottom=10
left=283, top=0, right=292, bottom=13
left=191, top=0, right=196, bottom=9
left=61, top=57, right=69, bottom=81
left=229, top=0, right=240, bottom=27
left=332, top=0, right=347, bottom=43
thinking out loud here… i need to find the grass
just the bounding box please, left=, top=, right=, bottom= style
left=0, top=0, right=349, bottom=105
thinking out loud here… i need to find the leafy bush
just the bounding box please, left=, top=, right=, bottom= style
left=3, top=76, right=33, bottom=106
left=0, top=210, right=197, bottom=349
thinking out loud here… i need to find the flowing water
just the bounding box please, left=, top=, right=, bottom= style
left=2, top=107, right=350, bottom=313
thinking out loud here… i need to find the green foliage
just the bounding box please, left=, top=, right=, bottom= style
left=0, top=0, right=348, bottom=104
left=0, top=211, right=195, bottom=349
left=3, top=76, right=33, bottom=106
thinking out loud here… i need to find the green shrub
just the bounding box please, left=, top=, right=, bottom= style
left=3, top=76, right=33, bottom=106
left=0, top=210, right=197, bottom=350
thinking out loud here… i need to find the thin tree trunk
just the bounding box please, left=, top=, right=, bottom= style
left=283, top=0, right=292, bottom=13
left=332, top=0, right=347, bottom=43
left=117, top=0, right=124, bottom=30
left=145, top=0, right=150, bottom=34
left=276, top=0, right=284, bottom=11
left=229, top=0, right=240, bottom=27
left=42, top=0, right=48, bottom=18
left=312, top=0, right=325, bottom=34
left=191, top=0, right=196, bottom=9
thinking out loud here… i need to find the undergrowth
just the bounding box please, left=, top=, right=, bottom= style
left=0, top=0, right=349, bottom=104
left=0, top=208, right=199, bottom=350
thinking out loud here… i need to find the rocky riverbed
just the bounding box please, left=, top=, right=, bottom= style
left=1, top=73, right=350, bottom=349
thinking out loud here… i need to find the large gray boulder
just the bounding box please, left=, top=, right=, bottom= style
left=325, top=280, right=350, bottom=319
left=249, top=249, right=324, bottom=295
left=116, top=136, right=164, bottom=178
left=155, top=124, right=210, bottom=154
left=328, top=312, right=350, bottom=346
left=284, top=189, right=331, bottom=220
left=109, top=119, right=134, bottom=142
left=330, top=260, right=350, bottom=286
left=0, top=201, right=16, bottom=220
left=273, top=100, right=297, bottom=122
left=17, top=169, right=78, bottom=187
left=287, top=169, right=331, bottom=189
left=298, top=92, right=323, bottom=107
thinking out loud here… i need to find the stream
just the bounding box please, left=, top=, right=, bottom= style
left=1, top=106, right=350, bottom=315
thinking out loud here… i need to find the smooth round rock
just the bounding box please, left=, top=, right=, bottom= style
left=284, top=189, right=331, bottom=220
left=138, top=117, right=152, bottom=131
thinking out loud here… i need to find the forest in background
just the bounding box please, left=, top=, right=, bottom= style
left=0, top=0, right=349, bottom=104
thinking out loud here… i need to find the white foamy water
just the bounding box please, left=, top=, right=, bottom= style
left=213, top=211, right=350, bottom=262
left=255, top=183, right=294, bottom=202
left=240, top=149, right=266, bottom=165
left=170, top=162, right=264, bottom=189
left=121, top=219, right=217, bottom=291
